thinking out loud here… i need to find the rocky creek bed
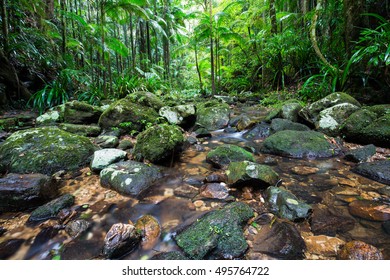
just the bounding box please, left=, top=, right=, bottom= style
left=0, top=92, right=389, bottom=260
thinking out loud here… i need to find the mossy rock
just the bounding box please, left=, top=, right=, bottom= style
left=133, top=124, right=184, bottom=163
left=64, top=100, right=103, bottom=124
left=367, top=104, right=390, bottom=118
left=281, top=102, right=303, bottom=122
left=360, top=113, right=390, bottom=148
left=226, top=161, right=279, bottom=187
left=206, top=145, right=255, bottom=168
left=174, top=202, right=254, bottom=259
left=352, top=160, right=390, bottom=185
left=0, top=127, right=96, bottom=175
left=100, top=161, right=162, bottom=196
left=36, top=105, right=65, bottom=126
left=98, top=98, right=160, bottom=134
left=196, top=101, right=230, bottom=131
left=261, top=130, right=340, bottom=158
left=299, top=92, right=361, bottom=125
left=58, top=123, right=101, bottom=137
left=270, top=118, right=310, bottom=134
left=159, top=104, right=196, bottom=127
left=126, top=91, right=164, bottom=111
left=339, top=109, right=378, bottom=142
left=28, top=194, right=75, bottom=222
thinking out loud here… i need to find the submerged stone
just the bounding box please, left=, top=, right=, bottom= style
left=310, top=205, right=355, bottom=236
left=261, top=130, right=340, bottom=159
left=226, top=161, right=279, bottom=188
left=100, top=161, right=162, bottom=196
left=132, top=124, right=184, bottom=163
left=265, top=186, right=312, bottom=221
left=206, top=145, right=255, bottom=168
left=135, top=215, right=161, bottom=250
left=151, top=251, right=189, bottom=260
left=304, top=235, right=345, bottom=257
left=0, top=173, right=57, bottom=212
left=28, top=194, right=75, bottom=222
left=338, top=241, right=383, bottom=260
left=0, top=127, right=96, bottom=175
left=174, top=202, right=254, bottom=259
left=348, top=199, right=390, bottom=221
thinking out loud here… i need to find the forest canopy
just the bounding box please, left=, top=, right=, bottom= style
left=0, top=0, right=389, bottom=111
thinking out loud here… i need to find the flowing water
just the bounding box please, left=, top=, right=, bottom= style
left=1, top=121, right=390, bottom=260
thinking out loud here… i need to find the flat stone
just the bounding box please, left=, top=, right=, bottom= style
left=344, top=144, right=376, bottom=163
left=291, top=166, right=319, bottom=175
left=94, top=135, right=119, bottom=148
left=304, top=235, right=345, bottom=257
left=352, top=160, right=390, bottom=185
left=28, top=193, right=75, bottom=222
left=198, top=183, right=230, bottom=200
left=338, top=240, right=383, bottom=260
left=90, top=149, right=127, bottom=172
left=348, top=199, right=390, bottom=221
left=310, top=205, right=355, bottom=236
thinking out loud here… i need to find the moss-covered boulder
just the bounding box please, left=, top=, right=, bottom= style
left=315, top=103, right=360, bottom=136
left=63, top=100, right=103, bottom=124
left=196, top=101, right=230, bottom=131
left=126, top=91, right=164, bottom=111
left=226, top=161, right=279, bottom=187
left=132, top=124, right=184, bottom=163
left=174, top=202, right=254, bottom=259
left=367, top=104, right=390, bottom=117
left=35, top=105, right=65, bottom=126
left=270, top=118, right=310, bottom=134
left=58, top=123, right=101, bottom=137
left=281, top=102, right=303, bottom=122
left=98, top=98, right=160, bottom=133
left=360, top=113, right=390, bottom=148
left=339, top=109, right=378, bottom=142
left=299, top=92, right=361, bottom=125
left=159, top=104, right=196, bottom=127
left=100, top=161, right=162, bottom=196
left=0, top=127, right=96, bottom=175
left=0, top=173, right=57, bottom=212
left=265, top=186, right=312, bottom=221
left=206, top=145, right=255, bottom=168
left=28, top=193, right=75, bottom=222
left=261, top=130, right=340, bottom=158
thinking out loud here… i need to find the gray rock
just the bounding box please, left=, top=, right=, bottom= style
left=36, top=106, right=64, bottom=125
left=0, top=173, right=57, bottom=212
left=65, top=220, right=91, bottom=239
left=344, top=144, right=376, bottom=163
left=339, top=109, right=378, bottom=142
left=159, top=104, right=196, bottom=127
left=0, top=127, right=96, bottom=175
left=64, top=100, right=103, bottom=124
left=28, top=194, right=75, bottom=222
left=261, top=130, right=341, bottom=158
left=126, top=91, right=164, bottom=111
left=226, top=161, right=279, bottom=188
left=90, top=149, right=127, bottom=172
left=100, top=161, right=162, bottom=196
left=243, top=123, right=271, bottom=140
left=281, top=102, right=303, bottom=122
left=94, top=135, right=119, bottom=148
left=270, top=118, right=310, bottom=134
left=360, top=113, right=390, bottom=148
left=102, top=223, right=141, bottom=259
left=174, top=202, right=254, bottom=259
left=265, top=186, right=312, bottom=221
left=352, top=160, right=390, bottom=185
left=206, top=145, right=255, bottom=168
left=58, top=123, right=101, bottom=137
left=196, top=101, right=230, bottom=131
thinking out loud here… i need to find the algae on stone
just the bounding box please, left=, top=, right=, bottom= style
left=206, top=145, right=255, bottom=168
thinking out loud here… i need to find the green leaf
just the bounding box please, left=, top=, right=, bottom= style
left=105, top=38, right=129, bottom=57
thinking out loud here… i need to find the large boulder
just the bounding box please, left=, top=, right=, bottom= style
left=339, top=109, right=378, bottom=142
left=132, top=124, right=184, bottom=163
left=126, top=91, right=164, bottom=111
left=159, top=104, right=196, bottom=128
left=174, top=202, right=254, bottom=259
left=0, top=127, right=96, bottom=175
left=58, top=123, right=101, bottom=137
left=359, top=113, right=390, bottom=148
left=315, top=103, right=360, bottom=136
left=270, top=118, right=310, bottom=134
left=261, top=130, right=340, bottom=158
left=281, top=102, right=303, bottom=122
left=352, top=160, right=390, bottom=185
left=0, top=173, right=57, bottom=212
left=98, top=98, right=160, bottom=133
left=100, top=161, right=162, bottom=196
left=226, top=161, right=279, bottom=188
left=63, top=100, right=103, bottom=124
left=36, top=105, right=64, bottom=126
left=90, top=149, right=127, bottom=172
left=206, top=145, right=255, bottom=168
left=299, top=92, right=360, bottom=125
left=196, top=101, right=230, bottom=131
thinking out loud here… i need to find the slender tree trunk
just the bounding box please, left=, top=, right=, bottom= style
left=270, top=0, right=277, bottom=34
left=146, top=21, right=152, bottom=66
left=100, top=0, right=107, bottom=96
left=139, top=19, right=147, bottom=71
left=209, top=0, right=215, bottom=95
left=194, top=43, right=203, bottom=92
left=344, top=0, right=365, bottom=57
left=130, top=16, right=136, bottom=73
left=1, top=0, right=9, bottom=55
left=60, top=0, right=67, bottom=56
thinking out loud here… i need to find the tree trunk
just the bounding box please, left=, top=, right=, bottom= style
left=130, top=16, right=136, bottom=73
left=343, top=0, right=365, bottom=56
left=60, top=0, right=67, bottom=56
left=44, top=0, right=55, bottom=20
left=209, top=0, right=215, bottom=95
left=270, top=0, right=277, bottom=34
left=1, top=0, right=9, bottom=55
left=194, top=43, right=203, bottom=92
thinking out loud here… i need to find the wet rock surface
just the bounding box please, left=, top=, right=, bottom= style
left=310, top=205, right=355, bottom=236
left=344, top=144, right=376, bottom=162
left=338, top=240, right=383, bottom=260
left=100, top=161, right=162, bottom=196
left=196, top=101, right=230, bottom=131
left=352, top=160, right=390, bottom=184
left=348, top=199, right=390, bottom=221
left=0, top=173, right=57, bottom=212
left=28, top=194, right=75, bottom=222
left=304, top=235, right=345, bottom=258
left=90, top=149, right=127, bottom=172
left=175, top=202, right=254, bottom=259
left=206, top=144, right=255, bottom=168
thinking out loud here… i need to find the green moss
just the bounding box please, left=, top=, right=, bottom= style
left=133, top=124, right=184, bottom=162
left=206, top=145, right=255, bottom=168
left=28, top=194, right=75, bottom=222
left=126, top=91, right=164, bottom=111
left=339, top=109, right=377, bottom=140
left=361, top=113, right=390, bottom=148
left=0, top=127, right=96, bottom=175
left=174, top=202, right=254, bottom=259
left=227, top=161, right=279, bottom=187
left=196, top=101, right=230, bottom=130
left=367, top=104, right=390, bottom=118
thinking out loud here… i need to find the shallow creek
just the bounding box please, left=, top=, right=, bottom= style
left=1, top=127, right=389, bottom=260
